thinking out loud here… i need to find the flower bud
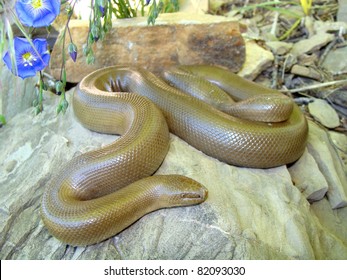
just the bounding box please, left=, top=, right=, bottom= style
left=91, top=25, right=100, bottom=42
left=86, top=52, right=95, bottom=64
left=99, top=5, right=105, bottom=17
left=55, top=81, right=64, bottom=95
left=97, top=0, right=107, bottom=16
left=68, top=42, right=78, bottom=62
left=56, top=97, right=69, bottom=114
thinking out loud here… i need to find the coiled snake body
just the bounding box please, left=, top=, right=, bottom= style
left=41, top=66, right=308, bottom=246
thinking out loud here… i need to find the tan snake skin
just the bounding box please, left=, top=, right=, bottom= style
left=41, top=66, right=308, bottom=246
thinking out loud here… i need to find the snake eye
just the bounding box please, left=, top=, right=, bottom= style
left=181, top=193, right=202, bottom=199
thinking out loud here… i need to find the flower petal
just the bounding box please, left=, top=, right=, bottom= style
left=32, top=38, right=50, bottom=71
left=15, top=1, right=35, bottom=27
left=17, top=63, right=38, bottom=79
left=2, top=36, right=50, bottom=79
left=15, top=0, right=61, bottom=28
left=2, top=52, right=13, bottom=72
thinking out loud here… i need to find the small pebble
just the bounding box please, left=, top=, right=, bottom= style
left=291, top=65, right=322, bottom=81
left=266, top=41, right=293, bottom=55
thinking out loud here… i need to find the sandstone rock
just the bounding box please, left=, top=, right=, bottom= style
left=237, top=40, right=274, bottom=80
left=291, top=65, right=322, bottom=81
left=1, top=89, right=347, bottom=260
left=0, top=65, right=37, bottom=120
left=49, top=13, right=245, bottom=83
left=308, top=98, right=340, bottom=129
left=288, top=148, right=328, bottom=202
left=307, top=122, right=347, bottom=209
left=330, top=130, right=347, bottom=167
left=266, top=41, right=293, bottom=55
left=304, top=16, right=315, bottom=37
left=323, top=89, right=347, bottom=110
left=337, top=0, right=347, bottom=22
left=310, top=198, right=347, bottom=260
left=322, top=46, right=347, bottom=75
left=291, top=33, right=335, bottom=57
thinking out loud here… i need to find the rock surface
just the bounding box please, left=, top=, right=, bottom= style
left=0, top=89, right=346, bottom=260
left=290, top=65, right=322, bottom=81
left=313, top=20, right=347, bottom=34
left=337, top=0, right=347, bottom=22
left=306, top=122, right=347, bottom=209
left=288, top=149, right=328, bottom=202
left=0, top=65, right=37, bottom=120
left=322, top=46, right=347, bottom=75
left=308, top=98, right=341, bottom=128
left=238, top=40, right=274, bottom=80
left=49, top=13, right=245, bottom=83
left=290, top=33, right=335, bottom=56
left=265, top=41, right=293, bottom=55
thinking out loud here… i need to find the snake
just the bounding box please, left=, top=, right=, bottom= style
left=41, top=65, right=308, bottom=246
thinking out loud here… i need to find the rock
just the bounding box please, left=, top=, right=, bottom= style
left=325, top=88, right=347, bottom=108
left=49, top=13, right=245, bottom=83
left=330, top=130, right=347, bottom=167
left=1, top=89, right=347, bottom=259
left=313, top=20, right=347, bottom=34
left=288, top=149, right=328, bottom=202
left=237, top=40, right=274, bottom=80
left=337, top=0, right=347, bottom=22
left=308, top=98, right=340, bottom=128
left=0, top=65, right=37, bottom=120
left=322, top=46, right=347, bottom=75
left=307, top=122, right=347, bottom=209
left=266, top=41, right=293, bottom=55
left=291, top=65, right=322, bottom=81
left=304, top=16, right=315, bottom=38
left=291, top=33, right=335, bottom=57
left=310, top=198, right=347, bottom=259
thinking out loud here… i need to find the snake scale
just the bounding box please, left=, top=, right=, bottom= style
left=41, top=65, right=308, bottom=246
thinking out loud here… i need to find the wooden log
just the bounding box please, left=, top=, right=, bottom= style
left=49, top=13, right=245, bottom=83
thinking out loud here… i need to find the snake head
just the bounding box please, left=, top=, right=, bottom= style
left=155, top=175, right=208, bottom=207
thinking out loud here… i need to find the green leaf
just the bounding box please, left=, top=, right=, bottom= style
left=263, top=6, right=302, bottom=18
left=236, top=1, right=293, bottom=11
left=0, top=114, right=6, bottom=125
left=147, top=0, right=159, bottom=25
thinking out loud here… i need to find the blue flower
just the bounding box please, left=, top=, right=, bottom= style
left=3, top=37, right=50, bottom=79
left=15, top=0, right=61, bottom=28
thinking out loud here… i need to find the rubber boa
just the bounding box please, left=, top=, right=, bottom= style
left=41, top=66, right=308, bottom=246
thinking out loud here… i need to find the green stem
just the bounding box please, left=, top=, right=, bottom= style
left=35, top=71, right=44, bottom=114
left=278, top=18, right=301, bottom=41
